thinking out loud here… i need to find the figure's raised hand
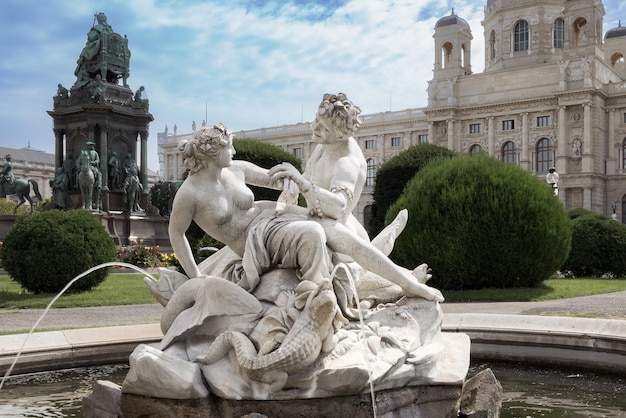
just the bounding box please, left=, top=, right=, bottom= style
left=269, top=162, right=302, bottom=181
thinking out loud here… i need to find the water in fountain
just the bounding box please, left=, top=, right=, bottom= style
left=0, top=262, right=157, bottom=390
left=331, top=263, right=377, bottom=418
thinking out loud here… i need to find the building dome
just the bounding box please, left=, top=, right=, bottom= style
left=435, top=9, right=470, bottom=29
left=605, top=21, right=626, bottom=39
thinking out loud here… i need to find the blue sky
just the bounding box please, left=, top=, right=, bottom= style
left=0, top=0, right=623, bottom=173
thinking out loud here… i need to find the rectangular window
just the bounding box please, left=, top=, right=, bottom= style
left=623, top=113, right=626, bottom=124
left=365, top=139, right=375, bottom=150
left=553, top=19, right=564, bottom=49
left=502, top=120, right=515, bottom=131
left=418, top=134, right=428, bottom=143
left=469, top=123, right=481, bottom=134
left=293, top=147, right=302, bottom=158
left=537, top=116, right=551, bottom=127
left=391, top=137, right=402, bottom=147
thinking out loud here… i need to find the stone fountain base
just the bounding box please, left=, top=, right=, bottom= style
left=84, top=368, right=501, bottom=417
left=123, top=384, right=462, bottom=417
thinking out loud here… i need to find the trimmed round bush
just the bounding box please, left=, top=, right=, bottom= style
left=369, top=143, right=457, bottom=236
left=1, top=210, right=116, bottom=293
left=561, top=214, right=626, bottom=278
left=233, top=138, right=303, bottom=202
left=387, top=154, right=571, bottom=290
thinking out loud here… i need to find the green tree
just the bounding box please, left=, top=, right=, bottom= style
left=387, top=154, right=571, bottom=290
left=233, top=138, right=303, bottom=201
left=561, top=213, right=626, bottom=277
left=369, top=143, right=457, bottom=236
left=1, top=210, right=116, bottom=293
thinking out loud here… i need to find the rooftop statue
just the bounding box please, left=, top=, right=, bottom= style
left=124, top=102, right=468, bottom=405
left=73, top=13, right=130, bottom=88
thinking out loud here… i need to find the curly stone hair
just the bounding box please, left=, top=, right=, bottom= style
left=316, top=92, right=362, bottom=138
left=178, top=123, right=232, bottom=174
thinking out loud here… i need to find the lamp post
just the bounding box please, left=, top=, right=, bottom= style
left=546, top=166, right=559, bottom=196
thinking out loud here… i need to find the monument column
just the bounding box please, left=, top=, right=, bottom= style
left=100, top=126, right=109, bottom=190
left=54, top=129, right=64, bottom=168
left=140, top=130, right=148, bottom=191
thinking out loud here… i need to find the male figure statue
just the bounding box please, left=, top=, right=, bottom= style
left=0, top=154, right=15, bottom=198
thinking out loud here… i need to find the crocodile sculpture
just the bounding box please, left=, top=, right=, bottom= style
left=193, top=279, right=339, bottom=392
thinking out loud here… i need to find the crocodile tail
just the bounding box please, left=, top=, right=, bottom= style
left=193, top=331, right=258, bottom=367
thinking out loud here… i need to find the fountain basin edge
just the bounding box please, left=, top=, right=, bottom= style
left=2, top=314, right=625, bottom=377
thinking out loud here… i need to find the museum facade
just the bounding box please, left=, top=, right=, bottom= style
left=158, top=0, right=626, bottom=225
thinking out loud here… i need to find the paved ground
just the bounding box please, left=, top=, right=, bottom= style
left=1, top=290, right=625, bottom=334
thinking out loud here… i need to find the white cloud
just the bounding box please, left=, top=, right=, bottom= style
left=0, top=0, right=621, bottom=174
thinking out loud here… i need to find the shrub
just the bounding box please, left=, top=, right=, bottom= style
left=118, top=242, right=181, bottom=269
left=387, top=154, right=571, bottom=290
left=567, top=207, right=598, bottom=220
left=0, top=210, right=116, bottom=293
left=561, top=214, right=626, bottom=277
left=369, top=143, right=457, bottom=236
left=233, top=138, right=303, bottom=202
left=119, top=242, right=162, bottom=268
left=0, top=198, right=29, bottom=215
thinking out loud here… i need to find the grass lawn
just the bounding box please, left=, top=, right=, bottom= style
left=0, top=273, right=625, bottom=308
left=0, top=273, right=158, bottom=309
left=442, top=278, right=626, bottom=302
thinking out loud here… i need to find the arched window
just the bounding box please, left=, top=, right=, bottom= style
left=514, top=20, right=529, bottom=52
left=612, top=52, right=625, bottom=67
left=469, top=144, right=482, bottom=155
left=363, top=205, right=373, bottom=230
left=366, top=158, right=376, bottom=187
left=536, top=138, right=553, bottom=172
left=442, top=42, right=453, bottom=69
left=553, top=18, right=564, bottom=49
left=574, top=18, right=588, bottom=47
left=502, top=141, right=517, bottom=164
left=489, top=30, right=497, bottom=60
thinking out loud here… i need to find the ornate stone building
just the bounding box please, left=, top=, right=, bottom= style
left=158, top=0, right=626, bottom=224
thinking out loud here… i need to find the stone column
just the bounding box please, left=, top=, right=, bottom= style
left=556, top=106, right=567, bottom=173
left=608, top=109, right=618, bottom=174
left=582, top=103, right=592, bottom=172
left=428, top=122, right=434, bottom=144
left=521, top=112, right=529, bottom=170
left=488, top=117, right=494, bottom=156
left=447, top=119, right=455, bottom=151
left=584, top=187, right=592, bottom=211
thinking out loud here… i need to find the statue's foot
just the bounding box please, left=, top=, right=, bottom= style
left=406, top=282, right=444, bottom=303
left=371, top=209, right=408, bottom=256
left=411, top=263, right=432, bottom=283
